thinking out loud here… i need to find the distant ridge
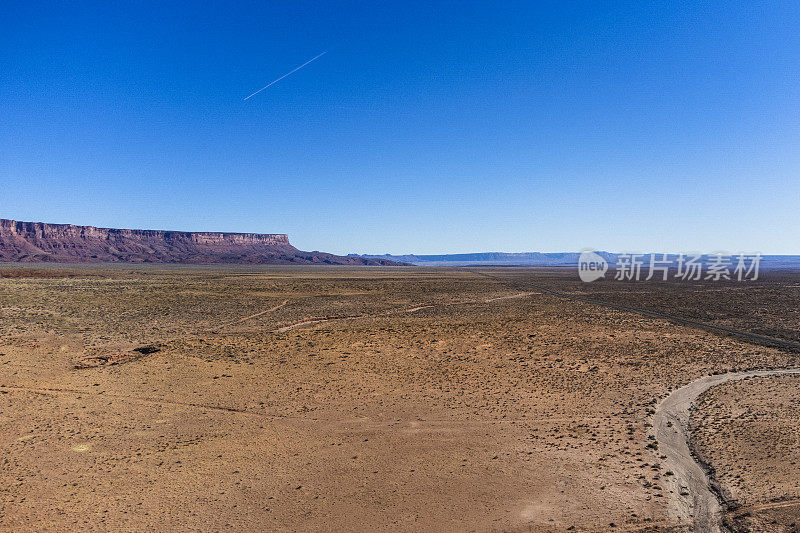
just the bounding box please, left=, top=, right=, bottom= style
left=349, top=251, right=800, bottom=269
left=0, top=219, right=402, bottom=265
left=348, top=252, right=618, bottom=266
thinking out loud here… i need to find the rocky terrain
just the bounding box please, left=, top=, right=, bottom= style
left=0, top=219, right=400, bottom=265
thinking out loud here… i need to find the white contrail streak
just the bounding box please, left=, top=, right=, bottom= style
left=243, top=51, right=327, bottom=101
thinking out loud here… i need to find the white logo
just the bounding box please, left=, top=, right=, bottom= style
left=577, top=251, right=762, bottom=282
left=578, top=250, right=608, bottom=282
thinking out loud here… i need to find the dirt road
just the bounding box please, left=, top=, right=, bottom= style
left=653, top=368, right=800, bottom=532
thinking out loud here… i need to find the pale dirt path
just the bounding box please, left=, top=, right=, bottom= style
left=653, top=368, right=800, bottom=532
left=0, top=383, right=274, bottom=417
left=271, top=292, right=539, bottom=333
left=484, top=291, right=538, bottom=302
left=274, top=305, right=435, bottom=332
left=216, top=299, right=289, bottom=328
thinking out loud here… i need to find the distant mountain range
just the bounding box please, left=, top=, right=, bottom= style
left=349, top=252, right=800, bottom=269
left=348, top=252, right=617, bottom=266
left=0, top=219, right=402, bottom=265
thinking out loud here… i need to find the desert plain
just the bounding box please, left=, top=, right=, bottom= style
left=1, top=265, right=799, bottom=531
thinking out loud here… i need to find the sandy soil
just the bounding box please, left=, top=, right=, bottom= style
left=1, top=265, right=798, bottom=531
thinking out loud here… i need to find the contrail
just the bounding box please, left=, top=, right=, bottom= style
left=243, top=51, right=327, bottom=101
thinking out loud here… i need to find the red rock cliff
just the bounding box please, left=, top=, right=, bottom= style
left=0, top=219, right=399, bottom=265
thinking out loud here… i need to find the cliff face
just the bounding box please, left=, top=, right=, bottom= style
left=0, top=219, right=399, bottom=265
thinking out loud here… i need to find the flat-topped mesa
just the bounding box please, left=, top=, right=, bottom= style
left=1, top=219, right=291, bottom=246
left=0, top=218, right=400, bottom=265
left=181, top=232, right=290, bottom=246
left=104, top=229, right=292, bottom=247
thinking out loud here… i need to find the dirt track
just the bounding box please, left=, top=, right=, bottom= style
left=653, top=368, right=800, bottom=532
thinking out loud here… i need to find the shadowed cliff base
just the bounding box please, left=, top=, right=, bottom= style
left=0, top=219, right=402, bottom=265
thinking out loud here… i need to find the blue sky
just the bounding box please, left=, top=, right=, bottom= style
left=2, top=1, right=798, bottom=254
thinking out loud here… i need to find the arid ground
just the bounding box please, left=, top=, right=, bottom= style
left=691, top=375, right=800, bottom=532
left=1, top=265, right=798, bottom=531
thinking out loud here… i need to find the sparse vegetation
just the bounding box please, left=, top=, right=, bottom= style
left=1, top=266, right=799, bottom=530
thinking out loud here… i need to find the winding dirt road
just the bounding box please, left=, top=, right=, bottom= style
left=653, top=368, right=800, bottom=532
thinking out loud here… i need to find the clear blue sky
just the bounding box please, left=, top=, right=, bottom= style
left=2, top=1, right=798, bottom=254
